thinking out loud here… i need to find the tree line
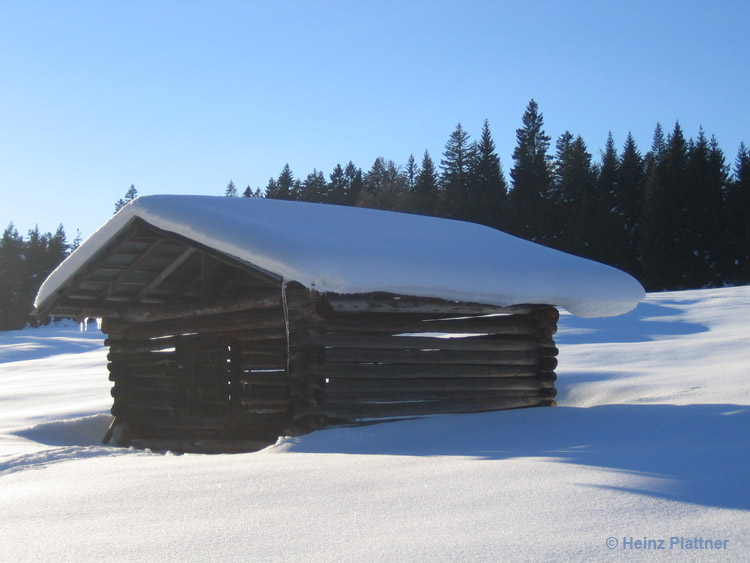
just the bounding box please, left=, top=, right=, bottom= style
left=2, top=99, right=748, bottom=330
left=228, top=99, right=749, bottom=293
left=0, top=224, right=77, bottom=330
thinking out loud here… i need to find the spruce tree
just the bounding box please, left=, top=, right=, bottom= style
left=551, top=132, right=597, bottom=256
left=298, top=169, right=328, bottom=203
left=726, top=143, right=750, bottom=282
left=328, top=164, right=348, bottom=205
left=471, top=119, right=507, bottom=228
left=683, top=130, right=727, bottom=286
left=358, top=158, right=406, bottom=211
left=0, top=224, right=27, bottom=329
left=343, top=162, right=363, bottom=206
left=595, top=132, right=625, bottom=267
left=404, top=154, right=418, bottom=193
left=413, top=151, right=439, bottom=217
left=616, top=133, right=645, bottom=276
left=508, top=100, right=552, bottom=242
left=440, top=123, right=473, bottom=219
left=265, top=164, right=296, bottom=200
left=640, top=122, right=690, bottom=289
left=224, top=180, right=237, bottom=197
left=114, top=184, right=139, bottom=213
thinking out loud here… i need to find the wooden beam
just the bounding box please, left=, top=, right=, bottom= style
left=135, top=247, right=196, bottom=301
left=105, top=239, right=167, bottom=297
left=316, top=294, right=551, bottom=317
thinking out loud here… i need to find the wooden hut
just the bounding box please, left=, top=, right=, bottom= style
left=34, top=196, right=643, bottom=453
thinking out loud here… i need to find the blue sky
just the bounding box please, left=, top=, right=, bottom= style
left=2, top=0, right=748, bottom=240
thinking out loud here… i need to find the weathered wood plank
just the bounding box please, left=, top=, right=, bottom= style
left=110, top=308, right=286, bottom=340
left=118, top=288, right=282, bottom=323
left=305, top=362, right=556, bottom=379
left=299, top=315, right=556, bottom=337
left=321, top=347, right=550, bottom=366
left=297, top=334, right=557, bottom=352
left=321, top=375, right=556, bottom=394
left=315, top=294, right=549, bottom=317
left=294, top=395, right=548, bottom=421
left=318, top=388, right=555, bottom=403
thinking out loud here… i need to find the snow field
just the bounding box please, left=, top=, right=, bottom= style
left=1, top=287, right=748, bottom=561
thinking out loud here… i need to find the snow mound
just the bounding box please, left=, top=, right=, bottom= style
left=36, top=195, right=644, bottom=318
left=12, top=414, right=114, bottom=447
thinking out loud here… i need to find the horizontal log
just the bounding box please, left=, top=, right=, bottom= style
left=111, top=387, right=178, bottom=403
left=295, top=316, right=556, bottom=338
left=321, top=347, right=551, bottom=366
left=107, top=339, right=177, bottom=354
left=298, top=314, right=555, bottom=335
left=117, top=288, right=282, bottom=324
left=319, top=388, right=555, bottom=403
left=315, top=294, right=553, bottom=318
left=109, top=309, right=286, bottom=340
left=297, top=334, right=557, bottom=352
left=322, top=375, right=556, bottom=394
left=108, top=366, right=179, bottom=380
left=305, top=361, right=557, bottom=379
left=238, top=372, right=291, bottom=385
left=111, top=409, right=288, bottom=433
left=107, top=350, right=178, bottom=364
left=105, top=333, right=287, bottom=353
left=294, top=395, right=548, bottom=421
left=111, top=401, right=176, bottom=417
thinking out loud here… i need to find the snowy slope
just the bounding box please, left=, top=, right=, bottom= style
left=36, top=196, right=644, bottom=318
left=2, top=287, right=749, bottom=562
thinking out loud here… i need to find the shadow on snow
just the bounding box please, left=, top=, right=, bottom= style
left=556, top=300, right=707, bottom=345
left=276, top=403, right=750, bottom=511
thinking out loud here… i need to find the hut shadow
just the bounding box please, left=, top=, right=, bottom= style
left=276, top=404, right=750, bottom=510
left=556, top=301, right=707, bottom=345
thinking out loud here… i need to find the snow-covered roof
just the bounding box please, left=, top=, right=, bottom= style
left=35, top=195, right=644, bottom=318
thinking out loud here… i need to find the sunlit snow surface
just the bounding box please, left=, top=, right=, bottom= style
left=36, top=195, right=644, bottom=318
left=2, top=287, right=749, bottom=561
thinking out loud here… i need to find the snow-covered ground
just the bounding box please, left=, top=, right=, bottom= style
left=1, top=287, right=748, bottom=561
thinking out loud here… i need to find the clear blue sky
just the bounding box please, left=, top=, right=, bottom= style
left=2, top=0, right=748, bottom=241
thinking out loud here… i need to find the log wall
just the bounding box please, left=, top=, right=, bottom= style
left=104, top=292, right=291, bottom=452
left=104, top=282, right=559, bottom=452
left=284, top=283, right=559, bottom=431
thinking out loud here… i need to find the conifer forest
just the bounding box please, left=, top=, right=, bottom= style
left=2, top=100, right=749, bottom=330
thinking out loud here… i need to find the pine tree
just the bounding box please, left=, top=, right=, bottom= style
left=594, top=132, right=626, bottom=266
left=725, top=143, right=750, bottom=282
left=0, top=223, right=28, bottom=329
left=508, top=99, right=553, bottom=242
left=298, top=169, right=328, bottom=203
left=224, top=180, right=237, bottom=197
left=615, top=133, right=645, bottom=276
left=125, top=184, right=138, bottom=201
left=242, top=186, right=262, bottom=198
left=412, top=151, right=439, bottom=216
left=404, top=154, right=418, bottom=193
left=683, top=130, right=727, bottom=286
left=470, top=119, right=508, bottom=228
left=343, top=162, right=363, bottom=206
left=440, top=123, right=473, bottom=219
left=551, top=132, right=598, bottom=256
left=358, top=158, right=406, bottom=211
left=114, top=184, right=139, bottom=213
left=265, top=164, right=296, bottom=200
left=640, top=122, right=690, bottom=289
left=71, top=229, right=83, bottom=251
